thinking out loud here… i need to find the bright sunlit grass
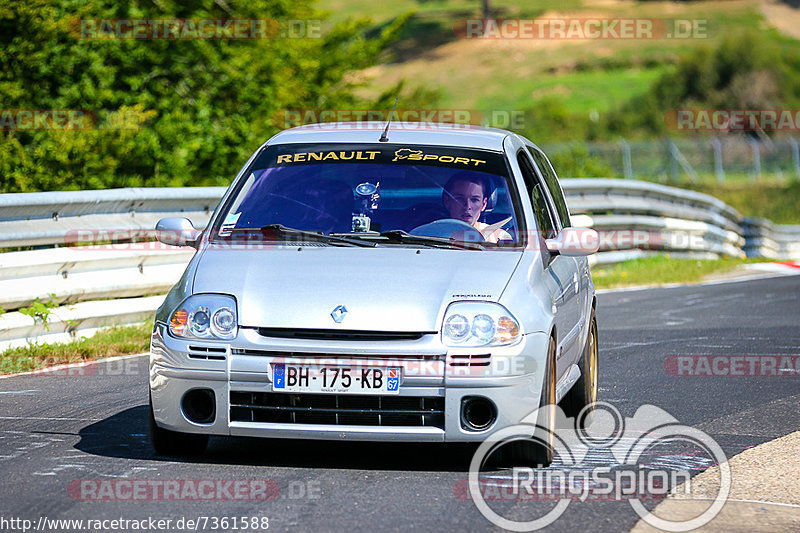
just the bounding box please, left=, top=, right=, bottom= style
left=592, top=255, right=772, bottom=290
left=0, top=323, right=151, bottom=375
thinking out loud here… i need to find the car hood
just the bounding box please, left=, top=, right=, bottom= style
left=192, top=244, right=523, bottom=331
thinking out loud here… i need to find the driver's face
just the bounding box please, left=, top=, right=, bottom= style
left=443, top=180, right=487, bottom=226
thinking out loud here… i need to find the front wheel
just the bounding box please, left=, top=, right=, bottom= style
left=149, top=394, right=208, bottom=457
left=501, top=336, right=556, bottom=467
left=561, top=311, right=598, bottom=426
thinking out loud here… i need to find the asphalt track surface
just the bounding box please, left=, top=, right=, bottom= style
left=0, top=274, right=798, bottom=532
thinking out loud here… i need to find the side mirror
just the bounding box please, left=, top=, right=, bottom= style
left=545, top=227, right=599, bottom=256
left=156, top=217, right=202, bottom=248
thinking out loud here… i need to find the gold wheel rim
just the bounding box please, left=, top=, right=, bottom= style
left=546, top=338, right=557, bottom=451
left=587, top=320, right=598, bottom=404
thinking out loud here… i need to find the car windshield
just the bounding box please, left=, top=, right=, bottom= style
left=214, top=143, right=523, bottom=246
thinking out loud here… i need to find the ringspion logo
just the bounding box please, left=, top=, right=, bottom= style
left=467, top=402, right=730, bottom=531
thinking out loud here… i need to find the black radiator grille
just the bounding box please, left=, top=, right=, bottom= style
left=187, top=346, right=227, bottom=360
left=230, top=392, right=445, bottom=429
left=448, top=353, right=491, bottom=367
left=255, top=328, right=431, bottom=341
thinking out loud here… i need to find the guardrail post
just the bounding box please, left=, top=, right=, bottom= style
left=711, top=138, right=725, bottom=183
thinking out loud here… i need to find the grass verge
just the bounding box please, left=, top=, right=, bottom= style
left=687, top=181, right=800, bottom=225
left=0, top=323, right=151, bottom=375
left=592, top=255, right=772, bottom=290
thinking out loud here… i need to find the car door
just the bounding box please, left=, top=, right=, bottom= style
left=514, top=148, right=581, bottom=380
left=524, top=147, right=584, bottom=375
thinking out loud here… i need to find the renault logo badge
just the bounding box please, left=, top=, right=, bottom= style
left=330, top=305, right=348, bottom=323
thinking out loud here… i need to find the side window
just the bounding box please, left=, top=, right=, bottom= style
left=517, top=151, right=556, bottom=239
left=531, top=149, right=571, bottom=228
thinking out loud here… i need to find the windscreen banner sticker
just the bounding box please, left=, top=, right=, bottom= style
left=261, top=144, right=506, bottom=174
left=276, top=150, right=380, bottom=164
left=391, top=148, right=486, bottom=166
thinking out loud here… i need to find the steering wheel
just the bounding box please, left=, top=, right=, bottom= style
left=409, top=218, right=486, bottom=243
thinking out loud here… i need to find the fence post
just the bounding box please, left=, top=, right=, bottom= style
left=619, top=138, right=633, bottom=179
left=667, top=140, right=678, bottom=184
left=790, top=137, right=800, bottom=181
left=749, top=138, right=762, bottom=182
left=711, top=137, right=725, bottom=183
left=668, top=140, right=697, bottom=183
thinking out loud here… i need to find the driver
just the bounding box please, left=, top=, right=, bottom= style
left=442, top=172, right=512, bottom=243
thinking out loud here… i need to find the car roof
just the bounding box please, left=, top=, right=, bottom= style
left=266, top=122, right=514, bottom=151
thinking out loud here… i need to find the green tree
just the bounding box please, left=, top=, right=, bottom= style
left=0, top=0, right=413, bottom=192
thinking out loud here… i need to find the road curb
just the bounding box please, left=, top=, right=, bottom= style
left=629, top=430, right=800, bottom=532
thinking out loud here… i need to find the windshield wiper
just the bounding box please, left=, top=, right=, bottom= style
left=238, top=224, right=377, bottom=247
left=378, top=230, right=484, bottom=250
left=263, top=225, right=377, bottom=247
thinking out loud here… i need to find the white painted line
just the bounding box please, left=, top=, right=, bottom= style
left=670, top=497, right=800, bottom=509
left=597, top=266, right=800, bottom=295
left=0, top=416, right=104, bottom=421
left=0, top=352, right=148, bottom=380
left=0, top=389, right=37, bottom=395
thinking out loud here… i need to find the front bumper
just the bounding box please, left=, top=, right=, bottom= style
left=149, top=325, right=550, bottom=443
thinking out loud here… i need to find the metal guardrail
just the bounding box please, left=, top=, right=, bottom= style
left=0, top=181, right=797, bottom=350
left=562, top=179, right=744, bottom=258
left=741, top=219, right=800, bottom=259
left=0, top=187, right=223, bottom=248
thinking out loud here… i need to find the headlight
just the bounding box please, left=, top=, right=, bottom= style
left=441, top=302, right=521, bottom=347
left=169, top=294, right=238, bottom=340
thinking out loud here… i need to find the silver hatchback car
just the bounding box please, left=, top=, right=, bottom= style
left=149, top=122, right=599, bottom=465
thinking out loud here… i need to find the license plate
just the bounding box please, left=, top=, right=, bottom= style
left=271, top=364, right=401, bottom=395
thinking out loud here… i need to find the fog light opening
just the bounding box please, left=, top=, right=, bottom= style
left=462, top=397, right=496, bottom=431
left=181, top=389, right=216, bottom=425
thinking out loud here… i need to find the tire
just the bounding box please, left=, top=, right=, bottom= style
left=149, top=393, right=208, bottom=457
left=561, top=311, right=598, bottom=426
left=502, top=336, right=556, bottom=467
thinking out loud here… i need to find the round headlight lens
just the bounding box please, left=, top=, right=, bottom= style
left=443, top=314, right=470, bottom=342
left=189, top=307, right=211, bottom=335
left=212, top=307, right=236, bottom=337
left=471, top=314, right=496, bottom=344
